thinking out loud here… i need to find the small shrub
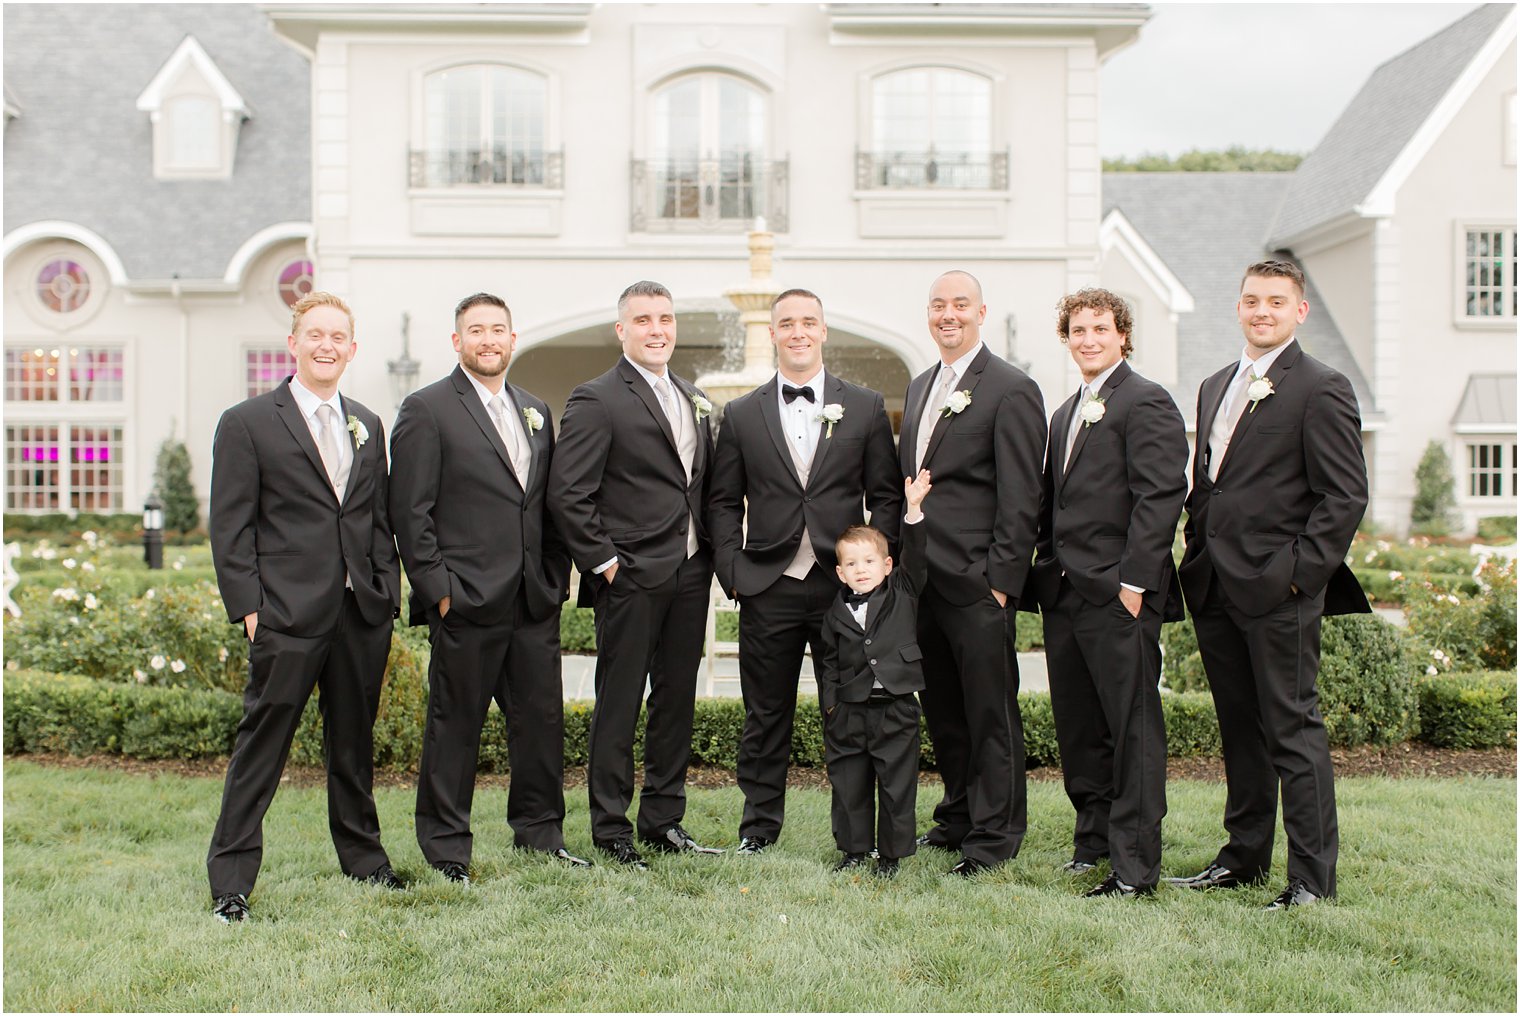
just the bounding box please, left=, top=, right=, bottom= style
left=1416, top=671, right=1517, bottom=749
left=1318, top=615, right=1419, bottom=747
left=1476, top=516, right=1518, bottom=543
left=1163, top=694, right=1223, bottom=756
left=1161, top=615, right=1207, bottom=693
left=153, top=436, right=200, bottom=535
left=560, top=604, right=596, bottom=654
left=1405, top=560, right=1517, bottom=673
left=1410, top=441, right=1458, bottom=536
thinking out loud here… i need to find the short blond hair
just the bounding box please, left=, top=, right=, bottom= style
left=290, top=291, right=355, bottom=338
left=835, top=524, right=889, bottom=560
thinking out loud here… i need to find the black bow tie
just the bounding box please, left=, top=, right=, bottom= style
left=782, top=384, right=815, bottom=405
left=843, top=588, right=874, bottom=607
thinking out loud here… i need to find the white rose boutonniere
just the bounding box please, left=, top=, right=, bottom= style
left=1079, top=392, right=1107, bottom=427
left=691, top=394, right=713, bottom=422
left=816, top=403, right=844, bottom=438
left=941, top=389, right=973, bottom=418
left=346, top=414, right=369, bottom=449
left=1246, top=371, right=1275, bottom=413
left=522, top=406, right=544, bottom=434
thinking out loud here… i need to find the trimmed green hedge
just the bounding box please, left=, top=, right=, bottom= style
left=4, top=671, right=241, bottom=759
left=1416, top=671, right=1517, bottom=749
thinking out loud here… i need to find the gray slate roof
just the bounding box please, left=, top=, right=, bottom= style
left=1267, top=3, right=1512, bottom=246
left=3, top=3, right=309, bottom=282
left=1103, top=172, right=1373, bottom=424
left=1451, top=373, right=1517, bottom=426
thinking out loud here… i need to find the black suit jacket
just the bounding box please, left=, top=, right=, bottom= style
left=818, top=520, right=928, bottom=712
left=1179, top=341, right=1370, bottom=618
left=209, top=377, right=400, bottom=637
left=389, top=365, right=570, bottom=627
left=897, top=344, right=1047, bottom=607
left=708, top=372, right=902, bottom=598
left=549, top=357, right=714, bottom=604
left=1024, top=360, right=1188, bottom=621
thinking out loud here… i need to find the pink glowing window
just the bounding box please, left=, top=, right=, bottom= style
left=37, top=259, right=91, bottom=313
left=278, top=259, right=315, bottom=309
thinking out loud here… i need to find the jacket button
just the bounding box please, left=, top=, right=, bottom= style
left=1208, top=530, right=1216, bottom=537
left=869, top=659, right=877, bottom=666
left=804, top=495, right=812, bottom=502
left=1059, top=501, right=1067, bottom=510
left=1213, top=489, right=1221, bottom=496
left=864, top=638, right=872, bottom=645
left=1057, top=540, right=1064, bottom=548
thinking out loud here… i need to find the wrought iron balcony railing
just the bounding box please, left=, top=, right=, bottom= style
left=630, top=156, right=789, bottom=233
left=855, top=149, right=1009, bottom=191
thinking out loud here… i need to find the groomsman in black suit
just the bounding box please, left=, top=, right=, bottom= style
left=1171, top=260, right=1369, bottom=909
left=897, top=270, right=1047, bottom=875
left=707, top=288, right=902, bottom=854
left=1023, top=289, right=1188, bottom=897
left=207, top=292, right=402, bottom=922
left=549, top=281, right=720, bottom=868
left=390, top=293, right=587, bottom=883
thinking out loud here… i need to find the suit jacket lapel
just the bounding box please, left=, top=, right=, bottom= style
left=274, top=380, right=338, bottom=505
left=862, top=581, right=891, bottom=636
left=622, top=359, right=680, bottom=460
left=1063, top=361, right=1131, bottom=482
left=451, top=367, right=522, bottom=494
left=336, top=395, right=360, bottom=507
left=1195, top=364, right=1234, bottom=484
left=901, top=366, right=934, bottom=472
left=508, top=382, right=542, bottom=491
left=757, top=378, right=803, bottom=488
left=923, top=346, right=990, bottom=468
left=805, top=373, right=841, bottom=486
left=1052, top=391, right=1080, bottom=497
left=670, top=373, right=707, bottom=476
left=1217, top=342, right=1299, bottom=479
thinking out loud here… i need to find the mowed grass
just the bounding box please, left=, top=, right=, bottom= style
left=3, top=760, right=1514, bottom=1012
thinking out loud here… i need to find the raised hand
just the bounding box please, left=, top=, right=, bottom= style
left=905, top=469, right=932, bottom=510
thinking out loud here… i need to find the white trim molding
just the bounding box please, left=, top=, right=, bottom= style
left=2, top=221, right=130, bottom=285
left=222, top=222, right=315, bottom=286
left=1098, top=209, right=1195, bottom=314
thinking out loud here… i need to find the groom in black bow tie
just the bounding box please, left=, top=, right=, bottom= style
left=707, top=288, right=902, bottom=855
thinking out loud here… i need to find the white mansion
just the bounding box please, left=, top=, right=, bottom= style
left=3, top=3, right=1515, bottom=533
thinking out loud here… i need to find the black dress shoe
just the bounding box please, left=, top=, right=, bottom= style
left=432, top=860, right=471, bottom=884
left=596, top=838, right=649, bottom=870
left=915, top=831, right=957, bottom=851
left=548, top=848, right=593, bottom=868
left=212, top=892, right=249, bottom=923
left=1263, top=879, right=1322, bottom=911
left=736, top=836, right=774, bottom=855
left=354, top=863, right=405, bottom=889
left=1083, top=872, right=1154, bottom=898
left=1163, top=862, right=1258, bottom=891
left=876, top=857, right=900, bottom=879
left=947, top=856, right=994, bottom=878
left=1061, top=858, right=1099, bottom=875
left=834, top=852, right=868, bottom=871
left=644, top=825, right=725, bottom=855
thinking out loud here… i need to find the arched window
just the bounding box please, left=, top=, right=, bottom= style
left=415, top=65, right=551, bottom=187
left=863, top=68, right=1000, bottom=189
left=635, top=73, right=780, bottom=231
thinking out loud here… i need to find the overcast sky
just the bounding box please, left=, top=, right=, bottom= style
left=1101, top=3, right=1484, bottom=158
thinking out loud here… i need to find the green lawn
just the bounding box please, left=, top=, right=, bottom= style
left=3, top=761, right=1514, bottom=1012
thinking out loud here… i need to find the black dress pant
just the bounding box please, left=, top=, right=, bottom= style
left=915, top=585, right=1025, bottom=864
left=415, top=590, right=566, bottom=866
left=586, top=549, right=713, bottom=844
left=1193, top=576, right=1338, bottom=897
left=207, top=591, right=391, bottom=899
left=1043, top=579, right=1167, bottom=889
left=824, top=692, right=921, bottom=859
left=736, top=565, right=837, bottom=841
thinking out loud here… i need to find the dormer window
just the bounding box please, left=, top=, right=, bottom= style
left=136, top=36, right=247, bottom=180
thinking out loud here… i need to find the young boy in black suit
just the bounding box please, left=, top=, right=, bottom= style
left=818, top=470, right=932, bottom=877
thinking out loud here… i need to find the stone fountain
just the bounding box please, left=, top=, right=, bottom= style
left=696, top=222, right=780, bottom=410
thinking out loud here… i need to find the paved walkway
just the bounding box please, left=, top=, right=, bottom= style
left=561, top=651, right=1050, bottom=700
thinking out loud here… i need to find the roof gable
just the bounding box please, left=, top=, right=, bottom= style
left=135, top=35, right=248, bottom=117
left=1268, top=3, right=1516, bottom=247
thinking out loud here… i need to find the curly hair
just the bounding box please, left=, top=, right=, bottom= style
left=1055, top=288, right=1133, bottom=358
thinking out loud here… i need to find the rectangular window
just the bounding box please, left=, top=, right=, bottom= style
left=69, top=348, right=124, bottom=402
left=4, top=423, right=124, bottom=512
left=5, top=346, right=124, bottom=403
left=245, top=348, right=296, bottom=398
left=1467, top=441, right=1507, bottom=497
left=4, top=347, right=60, bottom=402
left=1464, top=228, right=1518, bottom=318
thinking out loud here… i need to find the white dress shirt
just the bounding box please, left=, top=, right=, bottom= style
left=776, top=367, right=825, bottom=464
left=1207, top=337, right=1296, bottom=481
left=288, top=376, right=351, bottom=481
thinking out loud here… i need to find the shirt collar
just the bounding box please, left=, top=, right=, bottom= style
left=288, top=375, right=343, bottom=421
left=776, top=367, right=825, bottom=402
left=461, top=368, right=507, bottom=408
left=625, top=356, right=674, bottom=394
left=1235, top=337, right=1295, bottom=384
left=937, top=341, right=984, bottom=385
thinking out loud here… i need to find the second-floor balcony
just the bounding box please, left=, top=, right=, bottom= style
left=856, top=149, right=1010, bottom=191
left=630, top=156, right=789, bottom=234
left=409, top=148, right=564, bottom=190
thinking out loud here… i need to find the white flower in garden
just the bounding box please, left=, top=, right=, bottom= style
left=1388, top=571, right=1403, bottom=581
left=52, top=587, right=79, bottom=602
left=62, top=558, right=76, bottom=569
left=170, top=659, right=187, bottom=674
left=41, top=547, right=56, bottom=560
left=7, top=659, right=19, bottom=671
left=150, top=655, right=166, bottom=670
left=134, top=669, right=148, bottom=683
left=172, top=561, right=184, bottom=571
left=144, top=588, right=155, bottom=599
left=219, top=647, right=229, bottom=663
left=1426, top=665, right=1439, bottom=676
left=82, top=530, right=99, bottom=547
left=81, top=561, right=95, bottom=573
left=83, top=593, right=98, bottom=610
left=1363, top=551, right=1376, bottom=563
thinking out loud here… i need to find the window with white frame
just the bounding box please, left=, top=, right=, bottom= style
left=415, top=65, right=552, bottom=188
left=861, top=68, right=1001, bottom=190
left=5, top=422, right=124, bottom=512
left=245, top=347, right=296, bottom=398
left=1465, top=439, right=1518, bottom=499
left=5, top=346, right=123, bottom=403
left=1462, top=226, right=1517, bottom=319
